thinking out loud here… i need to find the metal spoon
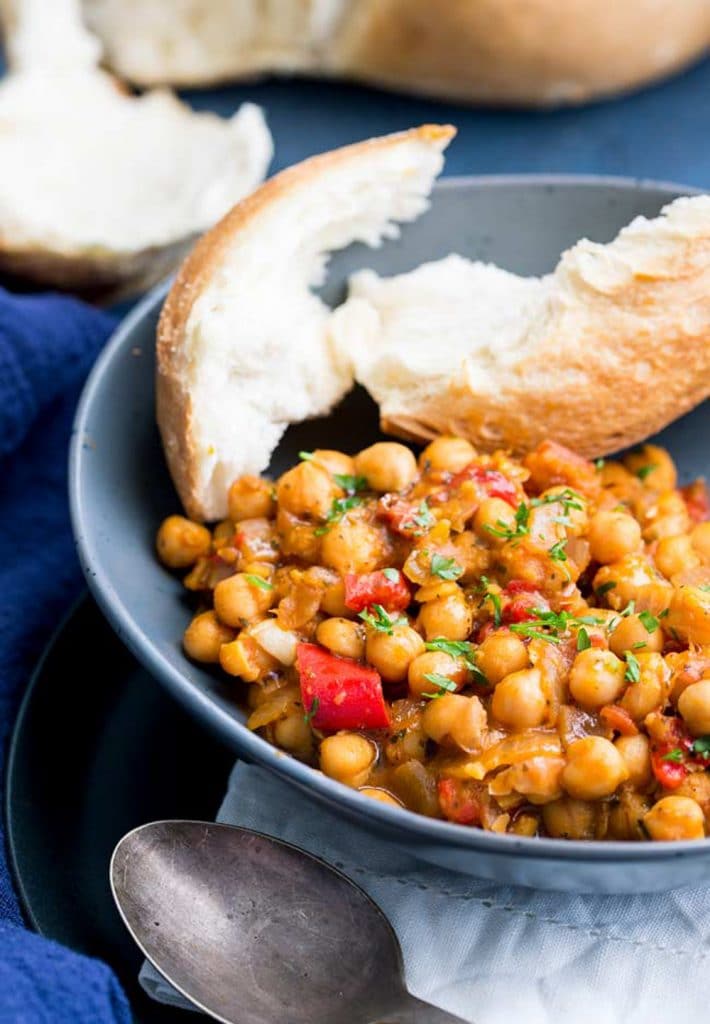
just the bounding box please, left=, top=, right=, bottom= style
left=111, top=820, right=468, bottom=1024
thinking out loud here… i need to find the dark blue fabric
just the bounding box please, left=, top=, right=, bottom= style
left=0, top=288, right=130, bottom=1022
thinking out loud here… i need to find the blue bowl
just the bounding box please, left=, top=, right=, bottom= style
left=70, top=176, right=710, bottom=893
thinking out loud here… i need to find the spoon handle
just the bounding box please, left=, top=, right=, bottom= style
left=380, top=992, right=470, bottom=1023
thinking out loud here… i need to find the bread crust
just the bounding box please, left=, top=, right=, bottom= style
left=156, top=124, right=455, bottom=520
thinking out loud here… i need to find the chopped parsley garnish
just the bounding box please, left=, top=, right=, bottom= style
left=638, top=610, right=659, bottom=633
left=636, top=464, right=657, bottom=481
left=594, top=458, right=605, bottom=471
left=662, top=748, right=684, bottom=763
left=478, top=576, right=502, bottom=626
left=359, top=603, right=407, bottom=635
left=412, top=501, right=434, bottom=531
left=244, top=574, right=273, bottom=590
left=530, top=488, right=584, bottom=515
left=314, top=495, right=364, bottom=535
left=659, top=607, right=670, bottom=618
left=692, top=736, right=710, bottom=758
left=577, top=627, right=591, bottom=651
left=382, top=568, right=400, bottom=583
left=422, top=673, right=458, bottom=699
left=548, top=539, right=568, bottom=562
left=620, top=600, right=636, bottom=618
left=430, top=554, right=464, bottom=580
left=700, top=584, right=710, bottom=593
left=484, top=501, right=529, bottom=541
left=299, top=450, right=315, bottom=461
left=631, top=641, right=648, bottom=650
left=424, top=638, right=488, bottom=687
left=333, top=473, right=368, bottom=494
left=509, top=622, right=563, bottom=645
left=624, top=651, right=641, bottom=684
left=595, top=581, right=617, bottom=599
left=303, top=697, right=320, bottom=724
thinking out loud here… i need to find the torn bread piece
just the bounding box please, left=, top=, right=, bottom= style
left=0, top=0, right=272, bottom=299
left=157, top=124, right=455, bottom=521
left=332, top=195, right=710, bottom=458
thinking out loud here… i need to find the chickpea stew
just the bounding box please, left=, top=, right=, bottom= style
left=157, top=437, right=710, bottom=842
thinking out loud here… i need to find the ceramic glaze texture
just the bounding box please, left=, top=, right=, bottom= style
left=70, top=178, right=710, bottom=893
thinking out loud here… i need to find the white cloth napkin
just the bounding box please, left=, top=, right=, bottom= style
left=140, top=762, right=710, bottom=1023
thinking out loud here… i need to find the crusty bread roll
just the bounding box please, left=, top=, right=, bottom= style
left=158, top=127, right=709, bottom=521
left=332, top=198, right=710, bottom=456
left=157, top=124, right=455, bottom=521
left=0, top=0, right=272, bottom=300
left=82, top=0, right=710, bottom=107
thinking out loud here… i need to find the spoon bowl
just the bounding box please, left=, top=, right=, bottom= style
left=110, top=820, right=466, bottom=1024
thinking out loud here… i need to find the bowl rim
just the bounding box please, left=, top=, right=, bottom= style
left=70, top=172, right=708, bottom=863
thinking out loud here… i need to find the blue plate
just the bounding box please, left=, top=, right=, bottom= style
left=70, top=176, right=710, bottom=893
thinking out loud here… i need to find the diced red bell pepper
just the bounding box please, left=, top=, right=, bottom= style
left=600, top=704, right=638, bottom=736
left=651, top=751, right=688, bottom=790
left=377, top=495, right=425, bottom=536
left=502, top=581, right=547, bottom=624
left=681, top=480, right=710, bottom=523
left=438, top=778, right=481, bottom=826
left=344, top=571, right=411, bottom=613
left=296, top=642, right=390, bottom=731
left=448, top=464, right=519, bottom=507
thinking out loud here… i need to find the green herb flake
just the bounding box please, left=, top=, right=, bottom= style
left=478, top=575, right=502, bottom=627
left=422, top=672, right=458, bottom=700
left=303, top=697, right=320, bottom=724
left=314, top=495, right=364, bottom=535
left=509, top=622, right=563, bottom=645
left=595, top=581, right=617, bottom=599
left=333, top=473, right=368, bottom=494
left=382, top=568, right=400, bottom=583
left=244, top=574, right=273, bottom=591
left=661, top=748, right=684, bottom=763
left=631, top=641, right=648, bottom=650
left=620, top=600, right=636, bottom=618
left=484, top=501, right=529, bottom=542
left=700, top=584, right=710, bottom=593
left=636, top=464, right=657, bottom=481
left=359, top=603, right=407, bottom=635
left=638, top=610, right=659, bottom=633
left=594, top=458, right=605, bottom=471
left=424, top=638, right=488, bottom=687
left=659, top=607, right=670, bottom=618
left=624, top=651, right=641, bottom=684
left=430, top=554, right=464, bottom=581
left=412, top=501, right=434, bottom=531
left=576, top=627, right=591, bottom=651
left=692, top=736, right=710, bottom=758
left=548, top=539, right=568, bottom=563
left=298, top=450, right=315, bottom=461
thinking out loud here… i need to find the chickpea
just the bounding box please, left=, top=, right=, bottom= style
left=359, top=787, right=403, bottom=807
left=562, top=737, right=629, bottom=800
left=308, top=450, right=356, bottom=477
left=419, top=436, right=476, bottom=474
left=666, top=584, right=710, bottom=645
left=476, top=632, right=529, bottom=686
left=319, top=576, right=351, bottom=617
left=421, top=693, right=487, bottom=752
left=320, top=733, right=375, bottom=787
left=183, top=610, right=235, bottom=663
left=408, top=650, right=469, bottom=698
left=276, top=507, right=321, bottom=563
left=156, top=515, right=212, bottom=569
left=273, top=711, right=314, bottom=760
left=619, top=652, right=668, bottom=722
left=614, top=734, right=652, bottom=788
left=473, top=497, right=516, bottom=543
left=691, top=521, right=710, bottom=561
left=316, top=617, right=365, bottom=661
left=418, top=588, right=473, bottom=641
left=624, top=445, right=677, bottom=492
left=542, top=798, right=597, bottom=840
left=227, top=475, right=274, bottom=521
left=678, top=678, right=710, bottom=736
left=214, top=572, right=275, bottom=627
left=320, top=516, right=387, bottom=575
left=276, top=461, right=338, bottom=519
left=608, top=613, right=663, bottom=657
left=643, top=796, right=705, bottom=841
left=366, top=624, right=425, bottom=683
left=588, top=510, right=642, bottom=564
left=655, top=534, right=700, bottom=580
left=353, top=442, right=418, bottom=493
left=568, top=649, right=626, bottom=709
left=491, top=667, right=547, bottom=730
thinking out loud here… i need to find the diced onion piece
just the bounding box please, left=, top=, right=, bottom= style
left=454, top=731, right=562, bottom=780
left=250, top=619, right=299, bottom=665
left=246, top=685, right=300, bottom=730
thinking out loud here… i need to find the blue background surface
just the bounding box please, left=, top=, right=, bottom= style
left=181, top=57, right=710, bottom=185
